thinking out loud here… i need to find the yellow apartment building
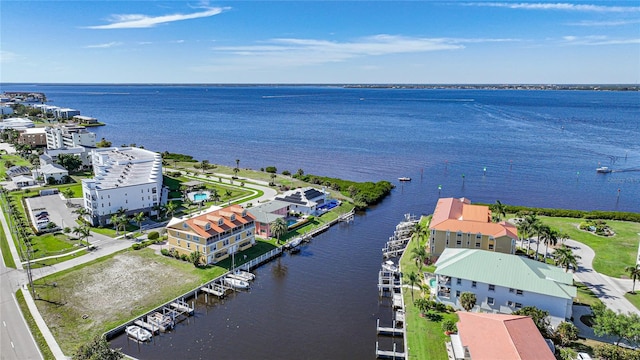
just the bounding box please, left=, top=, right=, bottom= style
left=165, top=204, right=256, bottom=264
left=428, top=197, right=518, bottom=258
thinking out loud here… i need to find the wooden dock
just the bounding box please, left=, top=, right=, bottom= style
left=201, top=284, right=226, bottom=298
left=377, top=319, right=404, bottom=337
left=170, top=300, right=194, bottom=315
left=376, top=341, right=406, bottom=359
left=392, top=293, right=403, bottom=309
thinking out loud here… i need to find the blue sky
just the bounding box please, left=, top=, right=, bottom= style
left=1, top=1, right=639, bottom=84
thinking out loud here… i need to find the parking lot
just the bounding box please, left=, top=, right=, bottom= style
left=25, top=194, right=84, bottom=231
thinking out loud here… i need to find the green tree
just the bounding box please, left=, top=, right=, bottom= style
left=554, top=245, right=581, bottom=272
left=592, top=302, right=639, bottom=347
left=555, top=321, right=579, bottom=346
left=405, top=271, right=420, bottom=302
left=270, top=217, right=288, bottom=243
left=165, top=201, right=177, bottom=218
left=558, top=347, right=577, bottom=360
left=521, top=214, right=540, bottom=254
left=152, top=203, right=163, bottom=220
left=201, top=159, right=210, bottom=173
left=490, top=199, right=506, bottom=222
left=534, top=223, right=550, bottom=261
left=513, top=306, right=550, bottom=337
left=133, top=212, right=146, bottom=234
left=73, top=225, right=92, bottom=248
left=459, top=292, right=476, bottom=311
left=269, top=173, right=276, bottom=186
left=73, top=207, right=90, bottom=224
left=74, top=335, right=124, bottom=360
left=110, top=214, right=121, bottom=235
left=61, top=187, right=75, bottom=205
left=296, top=168, right=304, bottom=177
left=96, top=138, right=112, bottom=148
left=411, top=246, right=428, bottom=272
left=56, top=153, right=82, bottom=173
left=189, top=251, right=202, bottom=267
left=625, top=264, right=640, bottom=294
left=541, top=226, right=558, bottom=262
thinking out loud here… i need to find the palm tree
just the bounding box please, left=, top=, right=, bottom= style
left=210, top=188, right=220, bottom=204
left=460, top=292, right=477, bottom=312
left=554, top=245, right=581, bottom=272
left=270, top=217, right=288, bottom=243
left=533, top=222, right=548, bottom=261
left=405, top=271, right=420, bottom=302
left=234, top=159, right=240, bottom=178
left=165, top=201, right=177, bottom=218
left=62, top=187, right=75, bottom=206
left=490, top=200, right=506, bottom=223
left=411, top=221, right=429, bottom=246
left=152, top=203, right=163, bottom=220
left=269, top=173, right=276, bottom=186
left=133, top=212, right=146, bottom=234
left=625, top=264, right=640, bottom=293
left=73, top=225, right=92, bottom=248
left=411, top=246, right=428, bottom=272
left=73, top=207, right=90, bottom=223
left=541, top=227, right=558, bottom=262
left=522, top=214, right=540, bottom=254
left=201, top=159, right=210, bottom=174
left=110, top=214, right=121, bottom=235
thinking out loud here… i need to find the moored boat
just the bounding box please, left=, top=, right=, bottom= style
left=398, top=177, right=411, bottom=182
left=126, top=325, right=152, bottom=342
left=382, top=260, right=399, bottom=274
left=147, top=312, right=174, bottom=332
left=596, top=166, right=612, bottom=173
left=233, top=270, right=256, bottom=281
left=224, top=277, right=250, bottom=290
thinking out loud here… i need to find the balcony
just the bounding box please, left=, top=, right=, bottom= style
left=438, top=276, right=451, bottom=286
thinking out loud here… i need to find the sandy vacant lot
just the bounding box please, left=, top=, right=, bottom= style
left=35, top=250, right=201, bottom=353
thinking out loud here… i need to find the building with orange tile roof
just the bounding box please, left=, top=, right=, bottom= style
left=428, top=197, right=517, bottom=257
left=451, top=312, right=555, bottom=360
left=165, top=204, right=256, bottom=265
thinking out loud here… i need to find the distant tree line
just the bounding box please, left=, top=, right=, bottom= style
left=477, top=203, right=640, bottom=223
left=293, top=173, right=393, bottom=209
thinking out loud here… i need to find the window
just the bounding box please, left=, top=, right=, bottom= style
left=509, top=288, right=515, bottom=293
left=516, top=290, right=524, bottom=296
left=475, top=242, right=481, bottom=248
left=455, top=291, right=460, bottom=298
left=177, top=239, right=181, bottom=245
left=488, top=284, right=495, bottom=291
left=236, top=234, right=241, bottom=241
left=456, top=239, right=462, bottom=246
left=222, top=239, right=229, bottom=246
left=488, top=244, right=494, bottom=250
left=456, top=278, right=461, bottom=285
left=471, top=281, right=477, bottom=288
left=186, top=234, right=191, bottom=240
left=476, top=233, right=482, bottom=239
left=187, top=242, right=190, bottom=249
left=508, top=301, right=514, bottom=307
left=515, top=303, right=522, bottom=309
left=487, top=297, right=495, bottom=305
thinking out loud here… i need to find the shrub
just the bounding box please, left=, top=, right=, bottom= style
left=593, top=344, right=640, bottom=360
left=180, top=254, right=188, bottom=261
left=161, top=249, right=170, bottom=256
left=265, top=166, right=277, bottom=173
left=147, top=231, right=160, bottom=241
left=282, top=170, right=291, bottom=176
left=132, top=243, right=141, bottom=250
left=442, top=320, right=457, bottom=333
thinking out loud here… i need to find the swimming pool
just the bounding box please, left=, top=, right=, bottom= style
left=287, top=219, right=298, bottom=227
left=187, top=190, right=211, bottom=202
left=194, top=193, right=208, bottom=201
left=429, top=278, right=436, bottom=289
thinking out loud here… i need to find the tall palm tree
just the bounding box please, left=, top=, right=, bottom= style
left=73, top=225, right=92, bottom=248
left=62, top=187, right=75, bottom=206
left=152, top=203, right=163, bottom=220
left=625, top=264, right=640, bottom=293
left=110, top=214, right=121, bottom=235
left=411, top=221, right=429, bottom=246
left=133, top=212, right=146, bottom=234
left=541, top=227, right=558, bottom=262
left=210, top=188, right=220, bottom=204
left=270, top=217, right=288, bottom=243
left=73, top=207, right=90, bottom=223
left=533, top=222, right=548, bottom=261
left=411, top=246, right=428, bottom=272
left=554, top=245, right=581, bottom=272
left=165, top=201, right=177, bottom=218
left=521, top=214, right=540, bottom=254
left=405, top=271, right=420, bottom=302
left=490, top=200, right=506, bottom=223
left=201, top=159, right=210, bottom=174
left=234, top=159, right=240, bottom=178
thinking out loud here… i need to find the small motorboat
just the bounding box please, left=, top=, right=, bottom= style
left=286, top=237, right=303, bottom=249
left=233, top=270, right=256, bottom=281
left=596, top=166, right=612, bottom=173
left=398, top=177, right=411, bottom=182
left=224, top=277, right=250, bottom=290
left=382, top=260, right=399, bottom=273
left=125, top=325, right=152, bottom=342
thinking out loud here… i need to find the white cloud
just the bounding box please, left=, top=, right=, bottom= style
left=87, top=6, right=228, bottom=29
left=560, top=35, right=640, bottom=45
left=85, top=42, right=122, bottom=48
left=0, top=51, right=18, bottom=63
left=211, top=35, right=517, bottom=64
left=465, top=2, right=640, bottom=12
left=567, top=19, right=640, bottom=26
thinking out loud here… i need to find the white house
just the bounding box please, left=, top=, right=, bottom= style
left=32, top=163, right=69, bottom=184
left=40, top=146, right=93, bottom=169
left=434, top=248, right=576, bottom=326
left=274, top=187, right=327, bottom=215
left=1, top=105, right=13, bottom=115
left=12, top=175, right=36, bottom=188
left=81, top=147, right=165, bottom=226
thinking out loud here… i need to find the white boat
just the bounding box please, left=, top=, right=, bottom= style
left=286, top=237, right=303, bottom=249
left=398, top=177, right=411, bottom=182
left=382, top=260, right=399, bottom=273
left=125, top=325, right=152, bottom=342
left=596, top=166, right=612, bottom=173
left=233, top=270, right=255, bottom=281
left=224, top=277, right=250, bottom=290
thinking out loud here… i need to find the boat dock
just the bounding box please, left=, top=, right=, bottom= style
left=376, top=342, right=406, bottom=359
left=169, top=299, right=195, bottom=316
left=200, top=283, right=228, bottom=298
left=378, top=270, right=401, bottom=296
left=376, top=319, right=404, bottom=337
left=134, top=319, right=159, bottom=335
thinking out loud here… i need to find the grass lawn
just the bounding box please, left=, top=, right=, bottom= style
left=15, top=290, right=55, bottom=360
left=536, top=216, right=640, bottom=278
left=29, top=249, right=89, bottom=269
left=29, top=232, right=79, bottom=260
left=574, top=282, right=604, bottom=308
left=624, top=291, right=640, bottom=310
left=277, top=203, right=354, bottom=242
left=0, top=219, right=16, bottom=267
left=398, top=215, right=455, bottom=360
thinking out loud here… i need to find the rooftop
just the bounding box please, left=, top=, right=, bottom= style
left=86, top=147, right=161, bottom=189
left=167, top=204, right=256, bottom=239
left=435, top=248, right=576, bottom=299
left=430, top=197, right=517, bottom=240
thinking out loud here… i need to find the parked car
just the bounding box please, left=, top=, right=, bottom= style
left=577, top=352, right=593, bottom=360
left=35, top=211, right=49, bottom=217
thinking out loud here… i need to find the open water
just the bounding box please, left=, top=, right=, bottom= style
left=2, top=84, right=639, bottom=359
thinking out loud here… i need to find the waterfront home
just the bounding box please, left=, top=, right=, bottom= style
left=274, top=187, right=327, bottom=215
left=249, top=200, right=290, bottom=237
left=32, top=163, right=68, bottom=184
left=54, top=108, right=80, bottom=119
left=81, top=147, right=165, bottom=226
left=451, top=312, right=555, bottom=360
left=45, top=125, right=96, bottom=149
left=72, top=115, right=98, bottom=125
left=428, top=197, right=517, bottom=257
left=166, top=204, right=256, bottom=264
left=17, top=127, right=47, bottom=147
left=40, top=146, right=93, bottom=169
left=434, top=248, right=575, bottom=326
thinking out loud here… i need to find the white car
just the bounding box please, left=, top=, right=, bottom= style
left=577, top=353, right=592, bottom=360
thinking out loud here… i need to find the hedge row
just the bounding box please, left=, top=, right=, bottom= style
left=292, top=174, right=393, bottom=208
left=495, top=204, right=640, bottom=223
left=593, top=344, right=640, bottom=360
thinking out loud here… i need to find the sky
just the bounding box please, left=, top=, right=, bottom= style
left=1, top=1, right=639, bottom=84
